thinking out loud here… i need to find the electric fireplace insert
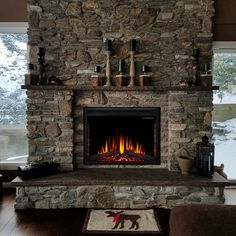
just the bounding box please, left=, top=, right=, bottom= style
left=84, top=107, right=160, bottom=165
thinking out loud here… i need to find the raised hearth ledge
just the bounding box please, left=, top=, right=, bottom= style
left=12, top=169, right=229, bottom=187
left=12, top=169, right=229, bottom=209
left=21, top=85, right=219, bottom=91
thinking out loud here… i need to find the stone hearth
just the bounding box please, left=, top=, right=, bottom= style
left=12, top=169, right=229, bottom=209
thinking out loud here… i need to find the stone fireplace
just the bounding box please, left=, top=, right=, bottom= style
left=24, top=88, right=214, bottom=171
left=12, top=0, right=230, bottom=209
left=22, top=0, right=217, bottom=171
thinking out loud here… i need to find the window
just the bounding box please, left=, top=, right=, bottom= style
left=0, top=23, right=28, bottom=168
left=213, top=42, right=236, bottom=180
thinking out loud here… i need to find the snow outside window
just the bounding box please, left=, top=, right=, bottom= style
left=213, top=42, right=236, bottom=180
left=0, top=26, right=28, bottom=167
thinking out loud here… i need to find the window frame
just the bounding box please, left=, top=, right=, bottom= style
left=0, top=22, right=28, bottom=170
left=213, top=41, right=236, bottom=183
left=0, top=22, right=28, bottom=33
left=213, top=41, right=236, bottom=54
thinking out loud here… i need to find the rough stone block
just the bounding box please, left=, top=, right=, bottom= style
left=65, top=2, right=82, bottom=16
left=45, top=123, right=62, bottom=138
left=160, top=12, right=174, bottom=20
left=169, top=124, right=187, bottom=131
left=59, top=100, right=72, bottom=116
left=35, top=199, right=51, bottom=209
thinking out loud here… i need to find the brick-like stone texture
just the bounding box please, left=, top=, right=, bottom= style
left=26, top=89, right=213, bottom=170
left=168, top=91, right=213, bottom=170
left=26, top=90, right=74, bottom=170
left=73, top=90, right=169, bottom=168
left=15, top=185, right=224, bottom=209
left=27, top=0, right=214, bottom=86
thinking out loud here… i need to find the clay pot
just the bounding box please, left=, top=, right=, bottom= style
left=90, top=75, right=103, bottom=87
left=114, top=75, right=123, bottom=88
left=177, top=156, right=193, bottom=175
left=139, top=75, right=151, bottom=87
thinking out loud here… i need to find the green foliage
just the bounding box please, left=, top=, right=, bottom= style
left=213, top=53, right=236, bottom=93
left=0, top=93, right=26, bottom=124
left=0, top=33, right=27, bottom=56
left=0, top=33, right=27, bottom=125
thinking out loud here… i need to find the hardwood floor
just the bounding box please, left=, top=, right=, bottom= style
left=0, top=189, right=170, bottom=236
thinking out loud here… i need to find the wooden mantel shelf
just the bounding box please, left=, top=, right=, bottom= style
left=21, top=85, right=219, bottom=91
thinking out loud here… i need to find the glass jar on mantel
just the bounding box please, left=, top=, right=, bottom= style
left=196, top=134, right=215, bottom=177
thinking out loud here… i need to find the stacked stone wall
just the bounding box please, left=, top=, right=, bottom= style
left=27, top=0, right=214, bottom=86
left=26, top=89, right=213, bottom=170
left=25, top=0, right=215, bottom=169
left=15, top=185, right=224, bottom=209
left=26, top=90, right=73, bottom=170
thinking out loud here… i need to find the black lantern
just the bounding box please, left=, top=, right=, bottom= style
left=196, top=134, right=214, bottom=177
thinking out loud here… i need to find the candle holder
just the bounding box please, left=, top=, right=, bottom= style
left=114, top=59, right=128, bottom=88
left=24, top=63, right=39, bottom=85
left=37, top=48, right=47, bottom=85
left=192, top=48, right=200, bottom=60
left=192, top=58, right=199, bottom=86
left=118, top=59, right=125, bottom=74
left=105, top=39, right=112, bottom=52
left=128, top=51, right=135, bottom=87
left=139, top=65, right=151, bottom=87
left=104, top=51, right=111, bottom=87
left=90, top=66, right=104, bottom=87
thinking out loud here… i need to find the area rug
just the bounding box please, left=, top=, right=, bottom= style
left=83, top=209, right=162, bottom=234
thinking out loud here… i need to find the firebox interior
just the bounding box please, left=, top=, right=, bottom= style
left=84, top=107, right=160, bottom=164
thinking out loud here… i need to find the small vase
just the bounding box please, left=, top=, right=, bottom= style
left=114, top=75, right=123, bottom=88
left=177, top=156, right=193, bottom=175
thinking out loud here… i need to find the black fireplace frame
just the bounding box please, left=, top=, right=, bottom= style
left=83, top=107, right=161, bottom=165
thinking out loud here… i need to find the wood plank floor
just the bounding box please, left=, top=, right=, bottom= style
left=0, top=189, right=170, bottom=236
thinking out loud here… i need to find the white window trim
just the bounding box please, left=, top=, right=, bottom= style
left=213, top=42, right=236, bottom=181
left=0, top=22, right=28, bottom=33
left=0, top=162, right=27, bottom=170
left=213, top=41, right=236, bottom=53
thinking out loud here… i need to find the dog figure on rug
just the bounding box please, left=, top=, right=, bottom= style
left=105, top=210, right=141, bottom=230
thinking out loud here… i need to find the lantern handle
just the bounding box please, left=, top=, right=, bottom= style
left=202, top=134, right=209, bottom=145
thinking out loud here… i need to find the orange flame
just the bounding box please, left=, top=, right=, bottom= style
left=98, top=134, right=145, bottom=155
